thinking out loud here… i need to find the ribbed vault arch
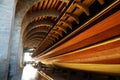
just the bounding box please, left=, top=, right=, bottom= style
left=22, top=0, right=68, bottom=51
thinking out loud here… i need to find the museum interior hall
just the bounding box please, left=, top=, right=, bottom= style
left=0, top=0, right=120, bottom=80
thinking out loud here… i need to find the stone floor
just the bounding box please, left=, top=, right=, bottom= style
left=21, top=64, right=42, bottom=80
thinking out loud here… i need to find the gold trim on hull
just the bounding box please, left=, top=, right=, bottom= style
left=54, top=63, right=120, bottom=74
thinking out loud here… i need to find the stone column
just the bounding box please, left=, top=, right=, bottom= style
left=0, top=0, right=16, bottom=80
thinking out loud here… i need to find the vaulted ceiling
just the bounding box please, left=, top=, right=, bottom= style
left=22, top=0, right=69, bottom=49
left=22, top=0, right=109, bottom=55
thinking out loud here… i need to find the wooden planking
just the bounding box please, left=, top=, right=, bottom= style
left=43, top=38, right=120, bottom=64
left=33, top=0, right=119, bottom=58
left=49, top=24, right=120, bottom=57
left=38, top=10, right=120, bottom=59
left=54, top=63, right=120, bottom=74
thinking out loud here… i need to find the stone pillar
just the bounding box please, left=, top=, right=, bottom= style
left=8, top=1, right=23, bottom=80
left=0, top=0, right=23, bottom=80
left=8, top=17, right=23, bottom=80
left=0, top=0, right=16, bottom=80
